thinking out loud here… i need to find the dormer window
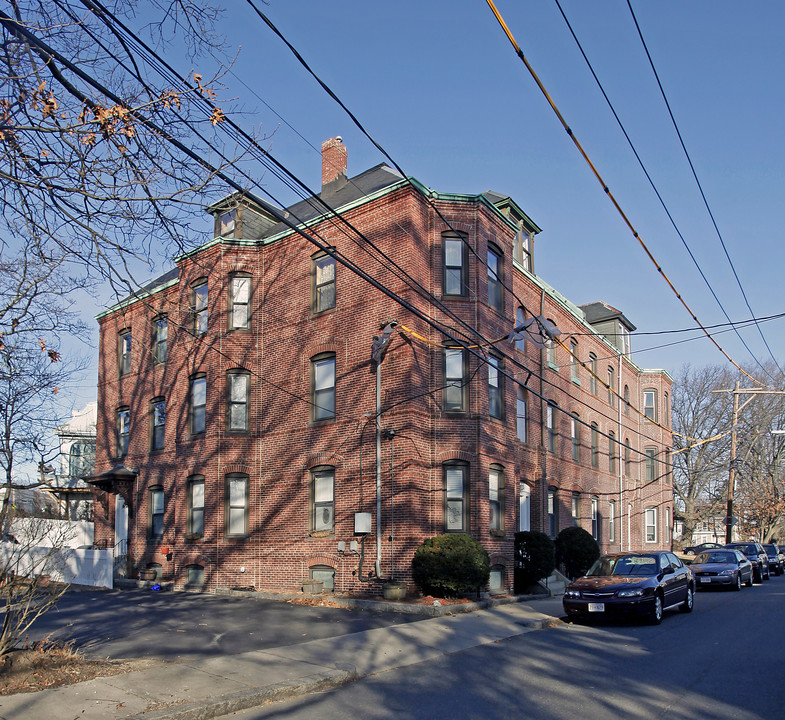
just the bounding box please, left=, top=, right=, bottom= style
left=219, top=209, right=236, bottom=238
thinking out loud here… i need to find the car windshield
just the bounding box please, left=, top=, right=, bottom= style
left=695, top=552, right=735, bottom=564
left=586, top=555, right=658, bottom=577
left=733, top=545, right=758, bottom=555
left=763, top=545, right=777, bottom=553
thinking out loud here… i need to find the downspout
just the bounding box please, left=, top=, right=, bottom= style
left=618, top=349, right=624, bottom=552
left=540, top=290, right=548, bottom=536
left=375, top=366, right=382, bottom=578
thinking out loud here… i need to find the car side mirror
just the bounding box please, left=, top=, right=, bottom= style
left=663, top=565, right=674, bottom=575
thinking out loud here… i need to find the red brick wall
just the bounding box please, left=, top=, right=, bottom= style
left=93, top=184, right=672, bottom=594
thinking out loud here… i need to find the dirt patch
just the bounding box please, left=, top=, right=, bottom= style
left=0, top=640, right=159, bottom=695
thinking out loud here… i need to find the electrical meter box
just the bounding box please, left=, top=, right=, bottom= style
left=354, top=512, right=372, bottom=535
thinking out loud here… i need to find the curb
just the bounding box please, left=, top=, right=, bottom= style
left=125, top=664, right=357, bottom=720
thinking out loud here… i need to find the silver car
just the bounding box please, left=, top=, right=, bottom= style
left=690, top=549, right=753, bottom=590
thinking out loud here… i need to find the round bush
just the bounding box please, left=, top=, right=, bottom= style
left=514, top=531, right=555, bottom=591
left=411, top=534, right=490, bottom=598
left=555, top=526, right=600, bottom=579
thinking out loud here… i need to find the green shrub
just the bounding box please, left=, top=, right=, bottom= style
left=555, top=526, right=600, bottom=579
left=411, top=534, right=490, bottom=597
left=514, top=531, right=555, bottom=591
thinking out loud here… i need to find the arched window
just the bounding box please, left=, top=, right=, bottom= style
left=311, top=353, right=336, bottom=421
left=444, top=461, right=469, bottom=532
left=311, top=466, right=335, bottom=533
left=226, top=369, right=250, bottom=432
left=643, top=389, right=657, bottom=421
left=487, top=244, right=503, bottom=312
left=149, top=486, right=164, bottom=539
left=228, top=272, right=251, bottom=330
left=571, top=413, right=580, bottom=462
left=516, top=386, right=527, bottom=442
left=187, top=476, right=205, bottom=539
left=515, top=307, right=526, bottom=352
left=489, top=464, right=504, bottom=533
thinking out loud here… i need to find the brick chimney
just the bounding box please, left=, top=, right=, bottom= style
left=321, top=136, right=348, bottom=190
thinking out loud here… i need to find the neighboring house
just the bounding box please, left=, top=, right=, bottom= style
left=90, top=137, right=673, bottom=595
left=674, top=517, right=725, bottom=547
left=43, top=402, right=97, bottom=521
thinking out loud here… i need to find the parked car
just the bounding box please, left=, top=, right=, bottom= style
left=725, top=542, right=770, bottom=582
left=562, top=551, right=694, bottom=625
left=762, top=544, right=785, bottom=575
left=690, top=549, right=753, bottom=590
left=682, top=542, right=723, bottom=556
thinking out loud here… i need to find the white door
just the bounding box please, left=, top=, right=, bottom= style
left=115, top=495, right=128, bottom=556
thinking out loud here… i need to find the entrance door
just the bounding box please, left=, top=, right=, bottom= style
left=114, top=495, right=128, bottom=556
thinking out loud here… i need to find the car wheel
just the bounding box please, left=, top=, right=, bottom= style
left=649, top=593, right=663, bottom=625
left=679, top=584, right=694, bottom=612
left=746, top=572, right=754, bottom=587
left=754, top=568, right=762, bottom=583
left=733, top=573, right=742, bottom=591
left=764, top=567, right=771, bottom=580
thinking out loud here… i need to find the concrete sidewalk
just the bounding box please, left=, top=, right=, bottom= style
left=0, top=596, right=565, bottom=720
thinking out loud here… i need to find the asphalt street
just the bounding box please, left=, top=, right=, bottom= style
left=223, top=577, right=785, bottom=720
left=30, top=588, right=423, bottom=662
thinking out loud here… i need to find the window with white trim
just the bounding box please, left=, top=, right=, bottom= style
left=225, top=473, right=248, bottom=537
left=193, top=281, right=208, bottom=335
left=488, top=355, right=503, bottom=420
left=444, top=347, right=467, bottom=412
left=443, top=234, right=467, bottom=297
left=312, top=467, right=335, bottom=533
left=149, top=486, right=164, bottom=539
left=187, top=476, right=205, bottom=538
left=152, top=316, right=167, bottom=364
left=489, top=465, right=504, bottom=532
left=487, top=245, right=503, bottom=313
left=645, top=507, right=658, bottom=543
left=311, top=354, right=336, bottom=421
left=444, top=462, right=468, bottom=532
left=229, top=274, right=251, bottom=330
left=313, top=253, right=336, bottom=313
left=227, top=370, right=250, bottom=432
left=516, top=386, right=527, bottom=442
left=643, top=389, right=657, bottom=422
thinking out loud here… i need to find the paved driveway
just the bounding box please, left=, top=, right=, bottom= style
left=29, top=588, right=423, bottom=662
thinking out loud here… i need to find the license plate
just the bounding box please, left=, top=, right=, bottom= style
left=588, top=603, right=605, bottom=613
left=700, top=577, right=712, bottom=583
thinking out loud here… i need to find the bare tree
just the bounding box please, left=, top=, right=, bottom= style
left=671, top=364, right=734, bottom=544
left=732, top=379, right=785, bottom=542
left=0, top=1, right=247, bottom=298
left=0, top=510, right=76, bottom=657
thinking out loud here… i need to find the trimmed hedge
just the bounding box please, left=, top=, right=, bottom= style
left=411, top=534, right=490, bottom=597
left=555, top=526, right=600, bottom=579
left=514, top=531, right=555, bottom=591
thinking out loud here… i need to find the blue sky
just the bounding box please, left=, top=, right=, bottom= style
left=69, top=0, right=785, bottom=408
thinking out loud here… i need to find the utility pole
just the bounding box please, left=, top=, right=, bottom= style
left=713, top=385, right=785, bottom=543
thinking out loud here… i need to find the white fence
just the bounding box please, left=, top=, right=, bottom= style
left=0, top=544, right=113, bottom=589
left=2, top=518, right=113, bottom=589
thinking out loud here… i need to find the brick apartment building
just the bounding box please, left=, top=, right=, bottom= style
left=90, top=137, right=673, bottom=595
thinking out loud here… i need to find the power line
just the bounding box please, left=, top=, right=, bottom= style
left=484, top=0, right=768, bottom=390
left=553, top=0, right=776, bottom=382
left=2, top=7, right=675, bottom=459
left=624, top=0, right=784, bottom=380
